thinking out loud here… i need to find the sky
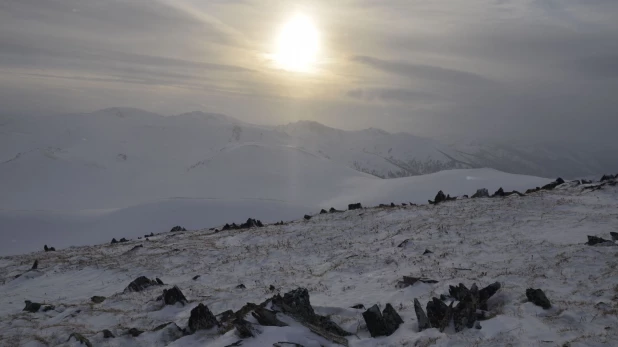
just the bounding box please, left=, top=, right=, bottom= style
left=1, top=0, right=617, bottom=142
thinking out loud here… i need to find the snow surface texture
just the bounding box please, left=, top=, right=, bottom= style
left=1, top=183, right=617, bottom=346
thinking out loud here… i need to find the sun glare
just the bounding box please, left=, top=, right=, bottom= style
left=273, top=14, right=319, bottom=73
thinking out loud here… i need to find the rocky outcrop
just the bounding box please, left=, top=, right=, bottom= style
left=91, top=296, right=106, bottom=304
left=428, top=190, right=446, bottom=204
left=414, top=299, right=431, bottom=331
left=586, top=235, right=616, bottom=247
left=188, top=303, right=219, bottom=332
left=170, top=226, right=187, bottom=232
left=471, top=188, right=489, bottom=198
left=163, top=286, right=188, bottom=306
left=124, top=276, right=163, bottom=293
left=348, top=203, right=362, bottom=210
left=23, top=300, right=54, bottom=313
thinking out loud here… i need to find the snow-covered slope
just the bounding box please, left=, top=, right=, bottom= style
left=1, top=182, right=616, bottom=346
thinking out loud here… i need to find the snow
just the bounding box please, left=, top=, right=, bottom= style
left=1, top=184, right=617, bottom=346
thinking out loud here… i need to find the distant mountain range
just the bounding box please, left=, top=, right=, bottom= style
left=0, top=107, right=614, bottom=211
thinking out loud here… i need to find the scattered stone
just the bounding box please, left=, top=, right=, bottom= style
left=170, top=226, right=187, bottom=232
left=91, top=296, right=106, bottom=304
left=163, top=286, right=188, bottom=306
left=31, top=259, right=38, bottom=270
left=124, top=276, right=163, bottom=293
left=303, top=215, right=312, bottom=220
left=397, top=276, right=438, bottom=288
left=414, top=299, right=431, bottom=332
left=269, top=284, right=276, bottom=291
left=188, top=303, right=219, bottom=332
left=471, top=188, right=490, bottom=198
left=320, top=209, right=328, bottom=214
left=428, top=190, right=447, bottom=204
left=526, top=288, right=551, bottom=309
left=236, top=284, right=246, bottom=289
left=586, top=235, right=616, bottom=246
left=23, top=300, right=41, bottom=313
left=67, top=333, right=92, bottom=347
left=102, top=329, right=115, bottom=338
left=397, top=239, right=410, bottom=248
left=423, top=249, right=433, bottom=255
left=348, top=203, right=362, bottom=210
left=128, top=328, right=144, bottom=337
left=351, top=304, right=365, bottom=309
left=193, top=275, right=200, bottom=280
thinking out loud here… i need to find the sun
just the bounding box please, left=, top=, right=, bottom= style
left=273, top=14, right=319, bottom=73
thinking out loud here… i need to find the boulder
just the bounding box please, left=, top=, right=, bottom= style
left=170, top=226, right=187, bottom=232
left=31, top=260, right=38, bottom=270
left=426, top=298, right=448, bottom=329
left=23, top=300, right=54, bottom=313
left=493, top=188, right=505, bottom=197
left=600, top=174, right=615, bottom=182
left=453, top=284, right=478, bottom=332
left=610, top=232, right=618, bottom=241
left=303, top=215, right=312, bottom=220
left=192, top=275, right=200, bottom=280
left=526, top=288, right=551, bottom=309
left=188, top=303, right=219, bottom=332
left=163, top=286, right=188, bottom=306
left=348, top=203, right=362, bottom=210
left=320, top=209, right=328, bottom=214
left=414, top=299, right=431, bottom=331
left=91, top=296, right=106, bottom=304
left=124, top=276, right=162, bottom=293
left=479, top=282, right=501, bottom=310
left=236, top=284, right=246, bottom=289
left=586, top=235, right=616, bottom=246
left=44, top=244, right=56, bottom=252
left=128, top=328, right=144, bottom=337
left=423, top=249, right=433, bottom=255
left=234, top=318, right=259, bottom=338
left=471, top=188, right=490, bottom=198
left=362, top=304, right=389, bottom=337
left=382, top=304, right=404, bottom=334
left=251, top=307, right=288, bottom=327
left=102, top=329, right=115, bottom=338
left=351, top=304, right=365, bottom=309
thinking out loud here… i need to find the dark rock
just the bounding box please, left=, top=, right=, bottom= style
left=351, top=304, right=365, bottom=309
left=414, top=298, right=431, bottom=332
left=256, top=220, right=264, bottom=227
left=423, top=249, right=433, bottom=255
left=303, top=215, right=312, bottom=220
left=128, top=328, right=144, bottom=337
left=453, top=284, right=478, bottom=332
left=44, top=245, right=49, bottom=251
left=163, top=286, right=188, bottom=306
left=129, top=245, right=143, bottom=251
left=449, top=283, right=470, bottom=301
left=526, top=288, right=551, bottom=309
left=193, top=275, right=200, bottom=280
left=31, top=260, right=38, bottom=270
left=493, top=187, right=505, bottom=197
left=188, top=303, right=219, bottom=332
left=348, top=203, right=362, bottom=210
left=382, top=303, right=403, bottom=335
left=362, top=304, right=389, bottom=337
left=601, top=174, right=615, bottom=182
left=170, top=226, right=187, bottom=232
left=479, top=282, right=501, bottom=309
left=124, top=276, right=162, bottom=293
left=556, top=177, right=565, bottom=184
left=462, top=195, right=469, bottom=198
left=119, top=238, right=128, bottom=242
left=234, top=318, right=259, bottom=338
left=429, top=190, right=447, bottom=204
left=320, top=209, right=328, bottom=214
left=273, top=343, right=305, bottom=347
left=23, top=300, right=41, bottom=313
left=582, top=179, right=592, bottom=184
left=471, top=188, right=490, bottom=198
left=156, top=278, right=164, bottom=285
left=445, top=195, right=457, bottom=201
left=402, top=203, right=407, bottom=206
left=91, top=296, right=106, bottom=304
left=224, top=341, right=243, bottom=347
left=329, top=207, right=343, bottom=213
left=216, top=310, right=235, bottom=323
left=390, top=202, right=396, bottom=207
left=269, top=284, right=276, bottom=291
left=102, top=329, right=115, bottom=338
left=397, top=276, right=438, bottom=288
left=526, top=187, right=540, bottom=194
left=44, top=244, right=56, bottom=252
left=610, top=232, right=618, bottom=241
left=397, top=239, right=410, bottom=248
left=222, top=223, right=231, bottom=231
left=252, top=307, right=288, bottom=327
left=271, top=288, right=350, bottom=337
left=236, top=284, right=246, bottom=289
left=586, top=235, right=615, bottom=246
left=426, top=298, right=448, bottom=329
left=67, top=333, right=92, bottom=347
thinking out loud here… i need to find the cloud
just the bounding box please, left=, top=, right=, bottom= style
left=346, top=88, right=439, bottom=103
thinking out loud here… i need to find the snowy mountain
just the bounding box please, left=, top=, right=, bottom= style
left=1, top=180, right=617, bottom=346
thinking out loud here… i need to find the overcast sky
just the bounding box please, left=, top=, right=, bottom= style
left=1, top=0, right=617, bottom=142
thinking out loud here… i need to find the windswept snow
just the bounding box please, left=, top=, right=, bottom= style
left=0, top=183, right=617, bottom=346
